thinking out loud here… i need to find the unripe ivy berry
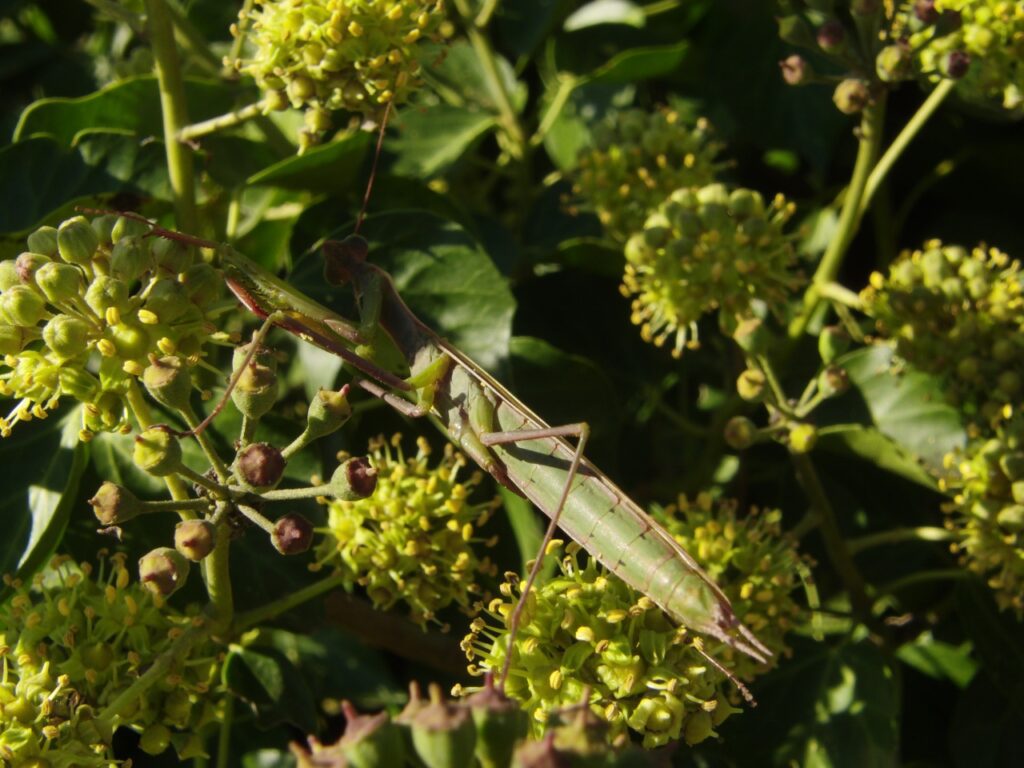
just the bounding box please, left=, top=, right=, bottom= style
left=174, top=519, right=217, bottom=561
left=816, top=19, right=846, bottom=54
left=235, top=442, right=286, bottom=489
left=942, top=50, right=971, bottom=79
left=110, top=236, right=153, bottom=283
left=143, top=356, right=193, bottom=411
left=89, top=481, right=143, bottom=525
left=737, top=369, right=767, bottom=402
left=85, top=275, right=130, bottom=316
left=26, top=225, right=59, bottom=256
left=42, top=315, right=92, bottom=360
left=144, top=279, right=191, bottom=324
left=57, top=215, right=100, bottom=265
left=110, top=214, right=151, bottom=243
left=304, top=387, right=353, bottom=440
left=231, top=362, right=278, bottom=420
left=788, top=423, right=818, bottom=453
left=0, top=260, right=19, bottom=290
left=151, top=237, right=193, bottom=273
left=410, top=685, right=477, bottom=768
left=133, top=428, right=183, bottom=476
left=818, top=365, right=850, bottom=396
left=325, top=456, right=378, bottom=500
left=780, top=54, right=811, bottom=85
left=833, top=79, right=870, bottom=114
left=724, top=416, right=757, bottom=450
left=272, top=513, right=314, bottom=555
left=139, top=547, right=191, bottom=596
left=139, top=723, right=173, bottom=755
left=35, top=261, right=84, bottom=304
left=876, top=43, right=913, bottom=82
left=818, top=325, right=850, bottom=363
left=0, top=324, right=35, bottom=355
left=336, top=700, right=407, bottom=768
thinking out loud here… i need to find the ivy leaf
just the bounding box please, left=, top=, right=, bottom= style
left=390, top=104, right=497, bottom=178
left=14, top=75, right=235, bottom=145
left=247, top=131, right=372, bottom=192
left=585, top=41, right=689, bottom=85
left=0, top=407, right=88, bottom=597
left=223, top=644, right=319, bottom=732
left=564, top=0, right=646, bottom=31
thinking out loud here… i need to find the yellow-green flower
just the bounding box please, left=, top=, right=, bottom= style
left=231, top=0, right=446, bottom=134
left=899, top=0, right=1024, bottom=112
left=622, top=184, right=800, bottom=356
left=941, top=412, right=1024, bottom=615
left=573, top=106, right=723, bottom=242
left=314, top=434, right=499, bottom=627
left=861, top=240, right=1024, bottom=429
left=0, top=555, right=222, bottom=764
left=0, top=215, right=226, bottom=439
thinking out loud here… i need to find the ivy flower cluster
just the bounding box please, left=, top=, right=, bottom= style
left=314, top=434, right=500, bottom=628
left=0, top=555, right=221, bottom=764
left=941, top=412, right=1024, bottom=615
left=231, top=0, right=446, bottom=142
left=622, top=183, right=801, bottom=356
left=898, top=0, right=1024, bottom=113
left=861, top=240, right=1024, bottom=429
left=0, top=214, right=226, bottom=440
left=462, top=495, right=807, bottom=747
left=572, top=106, right=722, bottom=242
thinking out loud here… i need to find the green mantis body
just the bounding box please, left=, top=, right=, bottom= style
left=219, top=236, right=770, bottom=669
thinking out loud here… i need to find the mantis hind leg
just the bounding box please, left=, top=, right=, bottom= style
left=479, top=423, right=591, bottom=691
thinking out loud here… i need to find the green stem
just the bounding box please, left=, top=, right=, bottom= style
left=215, top=695, right=234, bottom=768
left=145, top=0, right=198, bottom=232
left=98, top=626, right=206, bottom=726
left=790, top=452, right=876, bottom=630
left=756, top=354, right=791, bottom=412
left=175, top=463, right=227, bottom=496
left=789, top=100, right=886, bottom=340
left=205, top=521, right=234, bottom=631
left=227, top=0, right=255, bottom=69
left=139, top=498, right=214, bottom=514
left=234, top=572, right=347, bottom=631
left=859, top=79, right=955, bottom=220
left=879, top=567, right=969, bottom=595
left=849, top=526, right=956, bottom=555
left=817, top=280, right=864, bottom=310
left=182, top=403, right=232, bottom=481
left=83, top=0, right=143, bottom=31
left=236, top=503, right=276, bottom=535
left=178, top=101, right=269, bottom=143
left=164, top=0, right=222, bottom=77
left=531, top=76, right=576, bottom=146
left=126, top=381, right=195, bottom=509
left=249, top=483, right=331, bottom=502
left=475, top=0, right=500, bottom=27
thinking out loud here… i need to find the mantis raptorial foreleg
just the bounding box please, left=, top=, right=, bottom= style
left=479, top=423, right=591, bottom=689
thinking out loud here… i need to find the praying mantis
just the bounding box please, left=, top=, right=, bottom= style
left=115, top=212, right=770, bottom=691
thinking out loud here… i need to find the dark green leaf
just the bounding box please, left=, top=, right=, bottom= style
left=564, top=0, right=646, bottom=31
left=14, top=76, right=235, bottom=145
left=426, top=40, right=527, bottom=114
left=836, top=345, right=966, bottom=472
left=247, top=131, right=373, bottom=192
left=818, top=426, right=940, bottom=490
left=494, top=0, right=561, bottom=58
left=954, top=579, right=1024, bottom=705
left=500, top=486, right=545, bottom=579
left=541, top=80, right=633, bottom=171
left=223, top=644, right=319, bottom=732
left=0, top=407, right=87, bottom=594
left=585, top=41, right=688, bottom=85
left=722, top=639, right=900, bottom=768
left=391, top=104, right=497, bottom=178
left=897, top=636, right=977, bottom=689
left=950, top=674, right=1024, bottom=768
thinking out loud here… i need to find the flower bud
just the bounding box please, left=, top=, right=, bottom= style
left=139, top=547, right=191, bottom=596
left=57, top=216, right=100, bottom=266
left=110, top=214, right=151, bottom=243
left=833, top=79, right=870, bottom=114
left=175, top=519, right=217, bottom=561
left=151, top=237, right=193, bottom=273
left=235, top=442, right=286, bottom=489
left=89, top=481, right=143, bottom=525
left=788, top=423, right=818, bottom=453
left=83, top=389, right=126, bottom=433
left=42, top=315, right=91, bottom=360
left=325, top=456, right=378, bottom=500
left=181, top=262, right=223, bottom=305
left=816, top=19, right=846, bottom=54
left=0, top=323, right=36, bottom=355
left=736, top=369, right=766, bottom=402
left=779, top=54, right=811, bottom=86
left=60, top=365, right=100, bottom=402
left=0, top=285, right=48, bottom=326
left=15, top=252, right=50, bottom=285
left=304, top=105, right=332, bottom=134
left=26, top=226, right=59, bottom=256
left=133, top=427, right=183, bottom=476
left=85, top=275, right=130, bottom=316
left=818, top=325, right=850, bottom=363
left=410, top=684, right=477, bottom=768
left=265, top=89, right=288, bottom=111
left=0, top=260, right=19, bottom=290
left=231, top=362, right=278, bottom=420
left=941, top=50, right=971, bottom=80
left=139, top=722, right=173, bottom=755
left=271, top=513, right=314, bottom=555
left=724, top=416, right=757, bottom=450
left=305, top=386, right=353, bottom=440
left=144, top=278, right=191, bottom=324
left=143, top=355, right=193, bottom=411
left=876, top=43, right=912, bottom=83
left=818, top=365, right=850, bottom=396
left=35, top=261, right=84, bottom=304
left=87, top=213, right=115, bottom=245
left=110, top=235, right=152, bottom=283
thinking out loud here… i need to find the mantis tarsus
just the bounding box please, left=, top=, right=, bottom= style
left=112, top=211, right=770, bottom=697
